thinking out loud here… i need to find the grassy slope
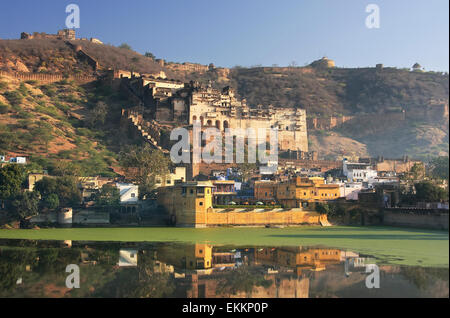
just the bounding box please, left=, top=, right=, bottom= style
left=0, top=74, right=139, bottom=176
left=0, top=226, right=447, bottom=267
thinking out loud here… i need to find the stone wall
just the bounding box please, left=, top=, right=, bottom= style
left=307, top=116, right=354, bottom=130
left=0, top=70, right=96, bottom=84
left=278, top=158, right=342, bottom=172
left=206, top=209, right=328, bottom=227
left=383, top=208, right=449, bottom=231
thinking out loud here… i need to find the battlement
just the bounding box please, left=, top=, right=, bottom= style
left=0, top=70, right=97, bottom=84
left=21, top=29, right=76, bottom=41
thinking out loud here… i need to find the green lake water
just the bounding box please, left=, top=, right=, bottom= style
left=0, top=226, right=448, bottom=267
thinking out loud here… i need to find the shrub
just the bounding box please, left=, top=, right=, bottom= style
left=0, top=81, right=8, bottom=91
left=35, top=104, right=61, bottom=119
left=0, top=103, right=9, bottom=114
left=54, top=102, right=70, bottom=112
left=3, top=91, right=23, bottom=108
left=18, top=83, right=28, bottom=96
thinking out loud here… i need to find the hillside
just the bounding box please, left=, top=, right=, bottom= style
left=0, top=39, right=168, bottom=76
left=0, top=38, right=448, bottom=161
left=0, top=73, right=140, bottom=176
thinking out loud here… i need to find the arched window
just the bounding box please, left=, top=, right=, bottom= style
left=223, top=120, right=229, bottom=129
left=193, top=115, right=197, bottom=123
left=207, top=119, right=212, bottom=126
left=215, top=120, right=221, bottom=129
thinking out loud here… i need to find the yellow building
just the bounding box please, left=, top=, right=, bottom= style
left=157, top=180, right=330, bottom=227
left=27, top=172, right=48, bottom=191
left=157, top=181, right=214, bottom=228
left=254, top=181, right=277, bottom=203
left=276, top=177, right=340, bottom=208
left=255, top=246, right=341, bottom=274
left=154, top=166, right=186, bottom=188
left=185, top=244, right=213, bottom=270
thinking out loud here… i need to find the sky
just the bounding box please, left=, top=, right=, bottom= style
left=0, top=0, right=448, bottom=71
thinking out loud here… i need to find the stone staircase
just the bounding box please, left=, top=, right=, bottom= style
left=124, top=108, right=169, bottom=154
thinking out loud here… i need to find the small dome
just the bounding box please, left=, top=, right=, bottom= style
left=310, top=57, right=335, bottom=68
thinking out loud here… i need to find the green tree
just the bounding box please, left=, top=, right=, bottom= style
left=95, top=184, right=120, bottom=206
left=35, top=176, right=81, bottom=207
left=32, top=121, right=54, bottom=151
left=408, top=163, right=426, bottom=181
left=216, top=267, right=272, bottom=296
left=10, top=191, right=40, bottom=220
left=119, top=145, right=170, bottom=199
left=0, top=165, right=26, bottom=200
left=118, top=43, right=132, bottom=50
left=414, top=182, right=448, bottom=202
left=316, top=203, right=331, bottom=215
left=41, top=193, right=59, bottom=210
left=86, top=101, right=108, bottom=128
left=429, top=157, right=449, bottom=181
left=51, top=160, right=81, bottom=177
left=144, top=52, right=155, bottom=59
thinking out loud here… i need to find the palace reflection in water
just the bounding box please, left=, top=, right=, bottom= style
left=0, top=239, right=448, bottom=298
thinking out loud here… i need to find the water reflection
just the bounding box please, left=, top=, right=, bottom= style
left=0, top=239, right=448, bottom=298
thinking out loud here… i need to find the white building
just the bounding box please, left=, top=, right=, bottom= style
left=339, top=182, right=363, bottom=201
left=154, top=166, right=186, bottom=188
left=117, top=249, right=138, bottom=267
left=116, top=183, right=139, bottom=203
left=342, top=159, right=377, bottom=183
left=3, top=156, right=27, bottom=164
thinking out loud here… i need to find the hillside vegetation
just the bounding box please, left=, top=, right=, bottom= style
left=0, top=74, right=140, bottom=176
left=0, top=38, right=448, bottom=160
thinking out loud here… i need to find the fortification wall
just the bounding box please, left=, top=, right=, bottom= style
left=278, top=158, right=342, bottom=172
left=206, top=209, right=327, bottom=226
left=307, top=116, right=354, bottom=130
left=376, top=159, right=422, bottom=173
left=383, top=208, right=448, bottom=231
left=0, top=70, right=97, bottom=84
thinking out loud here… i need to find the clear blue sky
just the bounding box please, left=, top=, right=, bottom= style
left=0, top=0, right=448, bottom=71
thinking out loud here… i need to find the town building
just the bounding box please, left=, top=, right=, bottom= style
left=255, top=246, right=342, bottom=274
left=27, top=171, right=48, bottom=191
left=342, top=159, right=378, bottom=183
left=254, top=180, right=278, bottom=203
left=116, top=183, right=139, bottom=213
left=157, top=181, right=329, bottom=228
left=276, top=177, right=340, bottom=208
left=157, top=181, right=214, bottom=227
left=211, top=180, right=237, bottom=205
left=118, top=249, right=138, bottom=267
left=155, top=166, right=186, bottom=188
left=339, top=182, right=363, bottom=201
left=185, top=244, right=213, bottom=270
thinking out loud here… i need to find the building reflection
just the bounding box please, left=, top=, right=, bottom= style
left=1, top=239, right=447, bottom=298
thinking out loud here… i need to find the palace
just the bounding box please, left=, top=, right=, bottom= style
left=115, top=71, right=309, bottom=152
